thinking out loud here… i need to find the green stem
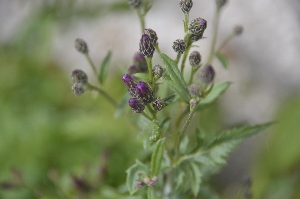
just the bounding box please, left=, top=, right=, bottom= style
left=175, top=53, right=181, bottom=64
left=180, top=42, right=192, bottom=75
left=86, top=83, right=118, bottom=108
left=136, top=9, right=145, bottom=34
left=188, top=69, right=196, bottom=85
left=84, top=54, right=98, bottom=80
left=215, top=33, right=235, bottom=54
left=183, top=12, right=189, bottom=33
left=142, top=112, right=153, bottom=121
left=145, top=57, right=154, bottom=88
left=207, top=8, right=221, bottom=64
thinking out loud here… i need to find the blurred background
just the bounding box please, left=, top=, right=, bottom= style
left=0, top=0, right=299, bottom=198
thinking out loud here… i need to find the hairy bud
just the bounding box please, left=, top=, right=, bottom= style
left=133, top=52, right=148, bottom=73
left=179, top=0, right=193, bottom=13
left=129, top=98, right=145, bottom=113
left=72, top=83, right=85, bottom=96
left=199, top=65, right=215, bottom=84
left=75, top=38, right=88, bottom=54
left=189, top=18, right=207, bottom=41
left=189, top=51, right=201, bottom=67
left=136, top=82, right=154, bottom=104
left=188, top=84, right=200, bottom=97
left=153, top=65, right=163, bottom=80
left=128, top=0, right=142, bottom=8
left=128, top=65, right=138, bottom=74
left=172, top=39, right=186, bottom=54
left=139, top=34, right=155, bottom=57
left=71, top=69, right=88, bottom=84
left=233, top=25, right=244, bottom=36
left=122, top=74, right=137, bottom=97
left=136, top=181, right=144, bottom=188
left=144, top=29, right=158, bottom=45
left=152, top=97, right=165, bottom=111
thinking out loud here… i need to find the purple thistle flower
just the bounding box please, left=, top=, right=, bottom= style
left=189, top=51, right=202, bottom=67
left=144, top=28, right=158, bottom=45
left=179, top=0, right=193, bottom=13
left=75, top=38, right=88, bottom=54
left=139, top=34, right=155, bottom=57
left=129, top=98, right=145, bottom=113
left=71, top=69, right=88, bottom=84
left=189, top=18, right=207, bottom=41
left=136, top=82, right=154, bottom=104
left=152, top=97, right=165, bottom=111
left=199, top=65, right=215, bottom=84
left=172, top=39, right=187, bottom=54
left=122, top=74, right=137, bottom=97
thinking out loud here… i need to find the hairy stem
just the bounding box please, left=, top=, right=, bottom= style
left=86, top=83, right=118, bottom=108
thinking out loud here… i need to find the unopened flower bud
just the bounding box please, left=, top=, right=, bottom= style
left=179, top=0, right=193, bottom=13
left=189, top=51, right=201, bottom=67
left=143, top=177, right=150, bottom=184
left=144, top=29, right=158, bottom=45
left=153, top=65, right=163, bottom=80
left=152, top=176, right=158, bottom=182
left=152, top=97, right=165, bottom=111
left=189, top=84, right=200, bottom=97
left=136, top=181, right=144, bottom=188
left=147, top=181, right=155, bottom=187
left=75, top=38, right=88, bottom=54
left=216, top=0, right=227, bottom=8
left=172, top=39, right=186, bottom=54
left=189, top=18, right=207, bottom=41
left=128, top=65, right=138, bottom=74
left=136, top=82, right=154, bottom=104
left=189, top=99, right=198, bottom=108
left=133, top=52, right=148, bottom=73
left=122, top=74, right=137, bottom=97
left=72, top=83, right=85, bottom=96
left=233, top=25, right=243, bottom=36
left=71, top=69, right=88, bottom=84
left=139, top=34, right=155, bottom=57
left=199, top=65, right=215, bottom=84
left=128, top=0, right=142, bottom=8
left=129, top=98, right=145, bottom=113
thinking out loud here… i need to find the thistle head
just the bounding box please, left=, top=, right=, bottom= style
left=122, top=74, right=137, bottom=97
left=199, top=65, right=215, bottom=84
left=128, top=0, right=142, bottom=8
left=71, top=69, right=88, bottom=84
left=153, top=65, right=164, bottom=80
left=189, top=18, right=207, bottom=41
left=129, top=98, right=145, bottom=113
left=152, top=97, right=165, bottom=111
left=75, top=38, right=88, bottom=54
left=172, top=39, right=186, bottom=54
left=139, top=34, right=155, bottom=57
left=72, top=83, right=85, bottom=96
left=188, top=84, right=200, bottom=97
left=136, top=82, right=154, bottom=104
left=144, top=28, right=158, bottom=45
left=179, top=0, right=193, bottom=13
left=189, top=51, right=201, bottom=67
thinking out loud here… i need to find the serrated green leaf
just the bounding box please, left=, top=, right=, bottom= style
left=98, top=49, right=112, bottom=84
left=126, top=160, right=149, bottom=195
left=207, top=122, right=274, bottom=149
left=150, top=138, right=166, bottom=177
left=134, top=73, right=150, bottom=81
left=114, top=92, right=130, bottom=118
left=216, top=53, right=229, bottom=69
left=197, top=81, right=231, bottom=111
left=158, top=53, right=191, bottom=103
left=163, top=93, right=178, bottom=106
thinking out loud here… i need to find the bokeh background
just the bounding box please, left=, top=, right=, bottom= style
left=0, top=0, right=300, bottom=198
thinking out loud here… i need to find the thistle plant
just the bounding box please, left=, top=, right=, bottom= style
left=69, top=0, right=272, bottom=198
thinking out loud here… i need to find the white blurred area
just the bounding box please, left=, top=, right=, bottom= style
left=1, top=0, right=300, bottom=186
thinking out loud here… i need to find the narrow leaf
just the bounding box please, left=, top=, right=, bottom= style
left=216, top=53, right=229, bottom=69
left=147, top=187, right=156, bottom=199
left=150, top=138, right=166, bottom=177
left=158, top=53, right=191, bottom=103
left=126, top=160, right=149, bottom=195
left=163, top=93, right=178, bottom=106
left=99, top=49, right=112, bottom=84
left=197, top=81, right=231, bottom=111
left=134, top=73, right=150, bottom=81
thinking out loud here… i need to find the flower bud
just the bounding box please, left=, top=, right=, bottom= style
left=129, top=98, right=145, bottom=113
left=153, top=65, right=163, bottom=80
left=199, top=65, right=215, bottom=84
left=133, top=52, right=148, bottom=73
left=122, top=74, right=137, bottom=97
left=143, top=177, right=150, bottom=184
left=147, top=181, right=155, bottom=187
left=189, top=51, right=201, bottom=67
left=72, top=83, right=85, bottom=96
left=179, top=0, right=193, bottom=13
left=233, top=25, right=243, bottom=36
left=128, top=0, right=142, bottom=8
left=71, top=69, right=88, bottom=84
left=136, top=82, right=154, bottom=104
left=189, top=99, right=198, bottom=108
left=128, top=65, right=138, bottom=74
left=172, top=39, right=186, bottom=54
left=152, top=97, right=165, bottom=111
left=75, top=38, right=88, bottom=54
left=216, top=0, right=227, bottom=9
left=136, top=181, right=144, bottom=188
left=139, top=34, right=155, bottom=57
left=152, top=176, right=158, bottom=182
left=189, top=18, right=207, bottom=41
left=144, top=29, right=158, bottom=45
left=188, top=84, right=200, bottom=97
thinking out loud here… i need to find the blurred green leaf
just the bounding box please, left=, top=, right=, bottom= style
left=114, top=93, right=130, bottom=118
left=189, top=161, right=202, bottom=196
left=163, top=93, right=178, bottom=106
left=99, top=49, right=112, bottom=84
left=197, top=81, right=231, bottom=111
left=126, top=160, right=149, bottom=195
left=150, top=138, right=165, bottom=177
left=215, top=53, right=229, bottom=69
left=134, top=73, right=150, bottom=81
left=158, top=53, right=191, bottom=103
left=147, top=187, right=155, bottom=199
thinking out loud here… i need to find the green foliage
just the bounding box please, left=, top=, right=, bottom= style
left=215, top=53, right=229, bottom=69
left=99, top=49, right=112, bottom=85
left=126, top=160, right=149, bottom=195
left=150, top=138, right=166, bottom=177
